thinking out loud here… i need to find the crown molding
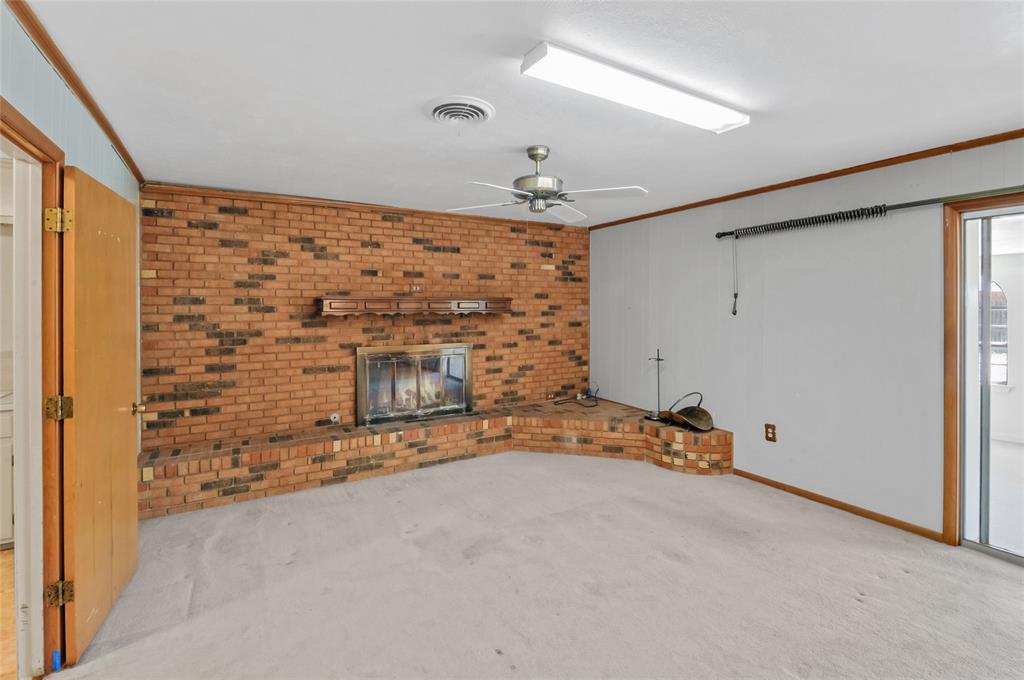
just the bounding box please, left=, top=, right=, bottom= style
left=4, top=0, right=144, bottom=182
left=590, top=128, right=1024, bottom=231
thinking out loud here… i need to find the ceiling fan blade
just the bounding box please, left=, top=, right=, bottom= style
left=469, top=181, right=534, bottom=198
left=559, top=186, right=648, bottom=199
left=546, top=202, right=588, bottom=224
left=446, top=201, right=523, bottom=213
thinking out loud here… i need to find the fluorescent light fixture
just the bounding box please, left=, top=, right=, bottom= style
left=521, top=42, right=749, bottom=134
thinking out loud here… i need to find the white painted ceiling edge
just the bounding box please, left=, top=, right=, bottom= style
left=29, top=1, right=1024, bottom=226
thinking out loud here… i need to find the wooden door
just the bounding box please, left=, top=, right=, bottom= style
left=62, top=167, right=139, bottom=663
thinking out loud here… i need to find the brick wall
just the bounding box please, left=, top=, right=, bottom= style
left=139, top=186, right=589, bottom=456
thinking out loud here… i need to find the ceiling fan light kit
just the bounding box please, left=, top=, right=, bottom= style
left=521, top=41, right=749, bottom=134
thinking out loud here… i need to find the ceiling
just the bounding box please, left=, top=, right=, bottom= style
left=30, top=1, right=1024, bottom=226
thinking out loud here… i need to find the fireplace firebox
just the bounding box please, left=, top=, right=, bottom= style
left=356, top=343, right=472, bottom=425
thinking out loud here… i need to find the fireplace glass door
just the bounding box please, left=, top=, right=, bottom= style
left=357, top=343, right=471, bottom=425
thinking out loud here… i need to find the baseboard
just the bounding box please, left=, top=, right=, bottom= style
left=733, top=468, right=944, bottom=542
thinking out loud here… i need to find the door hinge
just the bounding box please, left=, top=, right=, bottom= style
left=44, top=395, right=74, bottom=420
left=43, top=207, right=73, bottom=233
left=45, top=580, right=75, bottom=607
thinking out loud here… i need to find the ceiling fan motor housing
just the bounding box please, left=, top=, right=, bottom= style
left=513, top=173, right=563, bottom=198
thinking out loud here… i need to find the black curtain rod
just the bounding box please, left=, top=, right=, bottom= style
left=714, top=185, right=1024, bottom=240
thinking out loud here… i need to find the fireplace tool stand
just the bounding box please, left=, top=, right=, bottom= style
left=644, top=348, right=665, bottom=421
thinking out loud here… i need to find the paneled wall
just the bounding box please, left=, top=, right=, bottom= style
left=139, top=187, right=589, bottom=456
left=1, top=3, right=137, bottom=202
left=590, top=139, right=1024, bottom=533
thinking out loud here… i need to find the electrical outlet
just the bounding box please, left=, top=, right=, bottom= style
left=409, top=284, right=424, bottom=293
left=765, top=423, right=777, bottom=443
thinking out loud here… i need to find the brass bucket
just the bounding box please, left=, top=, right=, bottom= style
left=658, top=391, right=714, bottom=432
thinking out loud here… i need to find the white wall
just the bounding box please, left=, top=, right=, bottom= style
left=591, top=139, right=1024, bottom=533
left=1, top=3, right=137, bottom=203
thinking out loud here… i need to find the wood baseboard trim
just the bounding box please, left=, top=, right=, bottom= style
left=590, top=128, right=1024, bottom=231
left=733, top=468, right=944, bottom=542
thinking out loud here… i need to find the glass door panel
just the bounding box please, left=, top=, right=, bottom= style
left=963, top=209, right=1024, bottom=558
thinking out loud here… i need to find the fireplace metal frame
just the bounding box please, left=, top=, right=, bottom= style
left=355, top=342, right=473, bottom=425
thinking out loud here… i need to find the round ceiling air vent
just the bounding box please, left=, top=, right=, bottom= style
left=428, top=96, right=495, bottom=124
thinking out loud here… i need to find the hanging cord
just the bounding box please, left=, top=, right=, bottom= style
left=731, top=235, right=739, bottom=316
left=721, top=205, right=887, bottom=315
left=713, top=183, right=1024, bottom=316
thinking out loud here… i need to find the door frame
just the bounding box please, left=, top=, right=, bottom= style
left=943, top=191, right=1024, bottom=546
left=1, top=97, right=66, bottom=674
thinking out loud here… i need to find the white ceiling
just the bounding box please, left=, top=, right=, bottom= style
left=30, top=1, right=1024, bottom=226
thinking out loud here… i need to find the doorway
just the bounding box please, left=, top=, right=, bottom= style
left=1, top=98, right=143, bottom=674
left=1, top=134, right=45, bottom=680
left=962, top=206, right=1024, bottom=560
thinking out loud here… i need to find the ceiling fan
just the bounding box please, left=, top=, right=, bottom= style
left=446, top=145, right=648, bottom=224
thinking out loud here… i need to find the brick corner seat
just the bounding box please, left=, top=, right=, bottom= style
left=138, top=400, right=734, bottom=518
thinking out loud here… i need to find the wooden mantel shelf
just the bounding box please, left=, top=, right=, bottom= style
left=319, top=296, right=512, bottom=317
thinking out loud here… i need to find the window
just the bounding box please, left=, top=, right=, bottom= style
left=980, top=282, right=1008, bottom=385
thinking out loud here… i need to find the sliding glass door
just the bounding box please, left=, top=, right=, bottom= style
left=963, top=207, right=1024, bottom=559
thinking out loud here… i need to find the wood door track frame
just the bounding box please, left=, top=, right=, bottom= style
left=1, top=96, right=66, bottom=675
left=943, top=191, right=1024, bottom=546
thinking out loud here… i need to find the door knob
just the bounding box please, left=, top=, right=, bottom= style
left=131, top=402, right=146, bottom=415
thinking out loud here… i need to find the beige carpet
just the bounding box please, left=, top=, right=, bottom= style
left=60, top=452, right=1022, bottom=679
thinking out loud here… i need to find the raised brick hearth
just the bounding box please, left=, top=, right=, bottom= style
left=138, top=400, right=734, bottom=519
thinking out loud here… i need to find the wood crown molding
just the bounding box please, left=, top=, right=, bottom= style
left=734, top=468, right=944, bottom=542
left=141, top=181, right=569, bottom=229
left=590, top=128, right=1024, bottom=231
left=4, top=0, right=143, bottom=182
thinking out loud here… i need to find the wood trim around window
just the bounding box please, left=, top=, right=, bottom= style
left=3, top=0, right=143, bottom=183
left=591, top=128, right=1024, bottom=231
left=1, top=97, right=65, bottom=674
left=943, top=191, right=1024, bottom=546
left=942, top=204, right=963, bottom=546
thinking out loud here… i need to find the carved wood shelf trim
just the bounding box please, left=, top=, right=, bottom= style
left=319, top=296, right=512, bottom=317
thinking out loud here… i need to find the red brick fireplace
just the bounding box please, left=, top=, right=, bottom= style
left=139, top=184, right=589, bottom=458
left=137, top=184, right=732, bottom=520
